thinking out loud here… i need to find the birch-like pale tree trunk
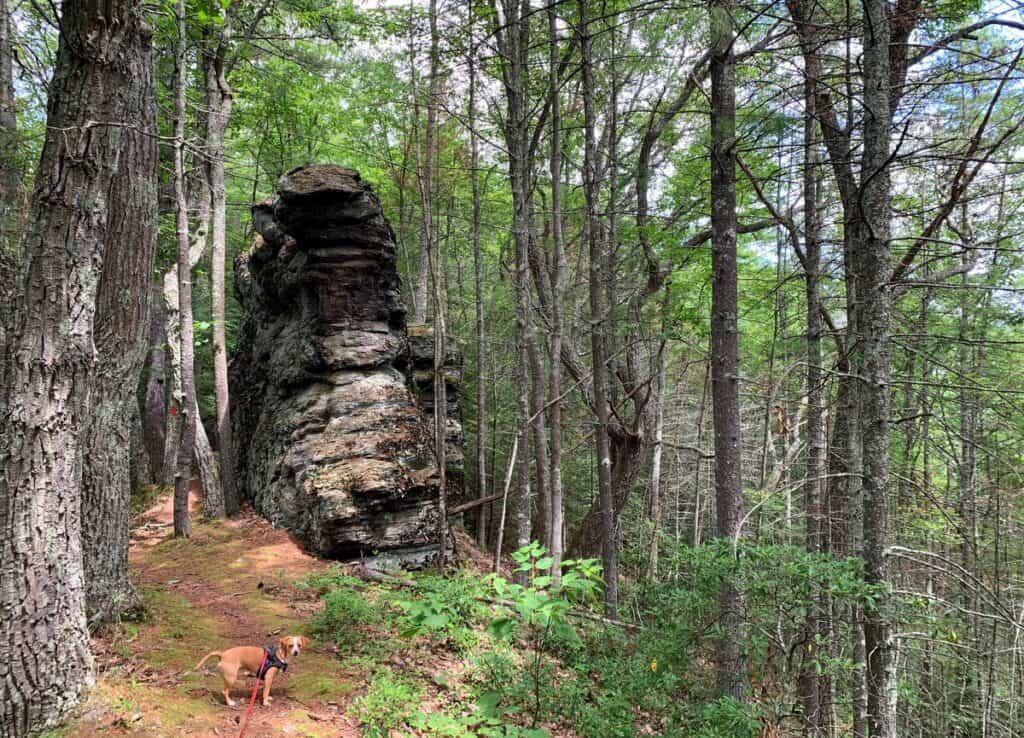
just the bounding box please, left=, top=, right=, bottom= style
left=170, top=0, right=197, bottom=536
left=546, top=0, right=567, bottom=583
left=206, top=19, right=239, bottom=515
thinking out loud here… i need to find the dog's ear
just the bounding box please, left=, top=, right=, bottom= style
left=300, top=636, right=309, bottom=648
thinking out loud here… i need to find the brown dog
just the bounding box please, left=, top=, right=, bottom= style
left=195, top=635, right=308, bottom=707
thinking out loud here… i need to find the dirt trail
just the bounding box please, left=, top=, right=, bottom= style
left=65, top=488, right=361, bottom=738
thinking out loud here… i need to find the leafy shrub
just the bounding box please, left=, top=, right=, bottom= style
left=309, top=581, right=379, bottom=647
left=398, top=572, right=489, bottom=651
left=353, top=669, right=422, bottom=737
left=480, top=543, right=604, bottom=728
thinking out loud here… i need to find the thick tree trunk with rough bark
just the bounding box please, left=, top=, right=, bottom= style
left=493, top=0, right=535, bottom=581
left=0, top=1, right=154, bottom=733
left=709, top=0, right=747, bottom=701
left=81, top=28, right=158, bottom=624
left=858, top=1, right=897, bottom=733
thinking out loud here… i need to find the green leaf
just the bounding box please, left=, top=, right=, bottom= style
left=486, top=617, right=516, bottom=640
left=477, top=690, right=502, bottom=717
left=423, top=612, right=449, bottom=629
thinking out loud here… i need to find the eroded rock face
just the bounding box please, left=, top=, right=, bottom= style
left=231, top=165, right=451, bottom=560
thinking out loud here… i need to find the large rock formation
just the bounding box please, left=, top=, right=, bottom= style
left=231, top=165, right=459, bottom=562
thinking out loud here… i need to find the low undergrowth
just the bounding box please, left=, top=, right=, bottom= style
left=308, top=539, right=879, bottom=738
left=59, top=500, right=878, bottom=738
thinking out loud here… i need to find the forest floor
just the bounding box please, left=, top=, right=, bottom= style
left=57, top=488, right=501, bottom=738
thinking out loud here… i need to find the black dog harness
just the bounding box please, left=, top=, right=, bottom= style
left=257, top=644, right=289, bottom=679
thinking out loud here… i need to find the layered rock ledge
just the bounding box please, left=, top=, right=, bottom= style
left=231, top=165, right=456, bottom=562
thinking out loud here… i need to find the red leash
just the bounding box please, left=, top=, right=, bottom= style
left=237, top=652, right=268, bottom=738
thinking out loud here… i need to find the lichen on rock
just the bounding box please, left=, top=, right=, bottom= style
left=231, top=164, right=458, bottom=562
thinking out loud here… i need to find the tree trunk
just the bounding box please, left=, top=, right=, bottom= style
left=526, top=326, right=551, bottom=550
left=858, top=0, right=897, bottom=733
left=580, top=0, right=618, bottom=618
left=495, top=0, right=535, bottom=582
left=195, top=405, right=223, bottom=519
left=0, top=0, right=20, bottom=246
left=142, top=282, right=168, bottom=482
left=793, top=13, right=828, bottom=727
left=546, top=0, right=566, bottom=583
left=709, top=0, right=747, bottom=700
left=206, top=26, right=238, bottom=516
left=419, top=0, right=447, bottom=569
left=0, top=0, right=23, bottom=381
left=646, top=344, right=666, bottom=581
left=130, top=403, right=150, bottom=494
left=81, top=25, right=159, bottom=624
left=171, top=0, right=196, bottom=537
left=468, top=34, right=489, bottom=551
left=410, top=0, right=438, bottom=328
left=0, top=1, right=153, bottom=732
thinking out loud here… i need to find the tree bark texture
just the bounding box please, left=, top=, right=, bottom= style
left=143, top=281, right=168, bottom=482
left=0, top=0, right=23, bottom=388
left=0, top=1, right=153, bottom=733
left=495, top=0, right=535, bottom=581
left=858, top=0, right=897, bottom=733
left=81, top=16, right=158, bottom=624
left=171, top=0, right=196, bottom=537
left=709, top=0, right=747, bottom=701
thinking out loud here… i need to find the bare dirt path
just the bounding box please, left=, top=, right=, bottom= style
left=64, top=488, right=360, bottom=738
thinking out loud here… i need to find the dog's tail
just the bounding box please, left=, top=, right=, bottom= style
left=195, top=652, right=222, bottom=671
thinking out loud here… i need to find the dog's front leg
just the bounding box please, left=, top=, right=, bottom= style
left=262, top=667, right=277, bottom=706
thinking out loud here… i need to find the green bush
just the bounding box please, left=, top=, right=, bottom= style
left=309, top=582, right=379, bottom=647
left=397, top=572, right=489, bottom=651
left=353, top=669, right=422, bottom=737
